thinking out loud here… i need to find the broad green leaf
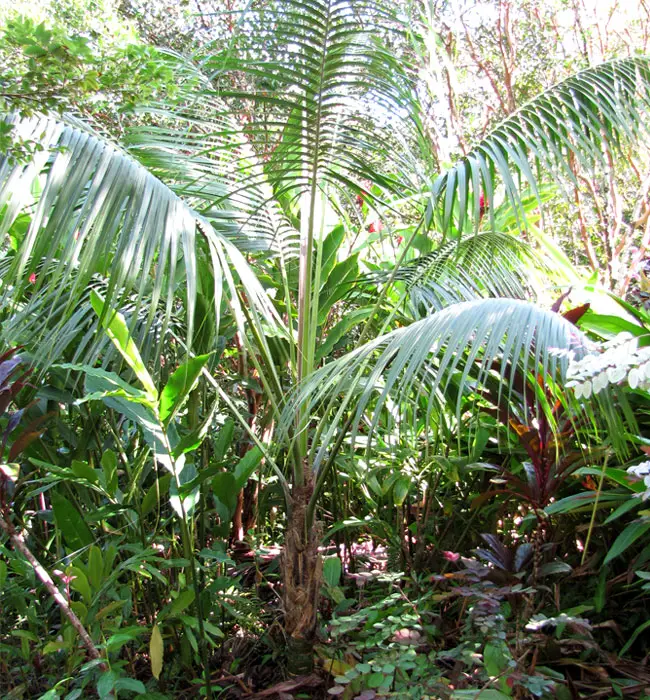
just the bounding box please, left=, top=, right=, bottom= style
left=316, top=307, right=373, bottom=363
left=575, top=466, right=645, bottom=493
left=81, top=370, right=173, bottom=473
left=452, top=691, right=510, bottom=700
left=70, top=460, right=97, bottom=484
left=367, top=673, right=386, bottom=689
left=159, top=353, right=212, bottom=425
left=58, top=364, right=147, bottom=403
left=70, top=601, right=88, bottom=624
left=97, top=669, right=117, bottom=700
left=50, top=492, right=93, bottom=551
left=106, top=626, right=146, bottom=652
left=169, top=462, right=199, bottom=520
left=141, top=475, right=172, bottom=516
left=538, top=561, right=572, bottom=577
left=150, top=624, right=164, bottom=680
left=212, top=472, right=238, bottom=521
left=69, top=566, right=92, bottom=604
left=213, top=420, right=235, bottom=462
left=114, top=678, right=146, bottom=694
left=171, top=396, right=221, bottom=459
left=102, top=545, right=119, bottom=578
left=604, top=498, right=643, bottom=524
left=604, top=519, right=650, bottom=564
left=168, top=589, right=195, bottom=617
left=320, top=225, right=345, bottom=282
left=11, top=629, right=39, bottom=642
left=203, top=620, right=224, bottom=639
left=101, top=450, right=118, bottom=497
left=545, top=491, right=624, bottom=515
left=578, top=311, right=644, bottom=340
left=94, top=600, right=127, bottom=621
left=393, top=476, right=410, bottom=507
left=323, top=556, right=342, bottom=588
left=484, top=641, right=509, bottom=677
left=318, top=255, right=359, bottom=324
left=87, top=546, right=103, bottom=589
left=90, top=290, right=157, bottom=400
left=233, top=447, right=263, bottom=489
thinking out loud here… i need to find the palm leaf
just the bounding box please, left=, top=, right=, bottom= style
left=282, top=298, right=596, bottom=471
left=195, top=0, right=418, bottom=203
left=429, top=57, right=650, bottom=234
left=127, top=101, right=302, bottom=260
left=366, top=231, right=540, bottom=316
left=0, top=113, right=284, bottom=365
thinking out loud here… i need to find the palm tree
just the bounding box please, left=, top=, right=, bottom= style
left=1, top=0, right=650, bottom=674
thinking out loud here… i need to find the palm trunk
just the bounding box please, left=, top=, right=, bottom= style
left=282, top=480, right=322, bottom=675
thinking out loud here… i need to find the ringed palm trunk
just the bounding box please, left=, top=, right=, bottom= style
left=282, top=478, right=323, bottom=674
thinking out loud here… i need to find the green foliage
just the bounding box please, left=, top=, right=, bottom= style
left=2, top=0, right=650, bottom=696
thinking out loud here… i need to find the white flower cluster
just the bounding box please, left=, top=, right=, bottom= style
left=627, top=460, right=650, bottom=501
left=566, top=333, right=650, bottom=399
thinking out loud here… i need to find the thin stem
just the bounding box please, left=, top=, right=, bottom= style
left=582, top=454, right=609, bottom=565
left=356, top=217, right=425, bottom=349
left=0, top=514, right=106, bottom=669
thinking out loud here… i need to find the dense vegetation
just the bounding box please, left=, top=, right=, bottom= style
left=2, top=1, right=650, bottom=698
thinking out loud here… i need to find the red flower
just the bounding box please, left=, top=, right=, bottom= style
left=356, top=194, right=364, bottom=208
left=28, top=273, right=36, bottom=284
left=479, top=192, right=488, bottom=219
left=368, top=221, right=384, bottom=233
left=442, top=550, right=460, bottom=562
left=478, top=192, right=488, bottom=222
left=396, top=235, right=403, bottom=245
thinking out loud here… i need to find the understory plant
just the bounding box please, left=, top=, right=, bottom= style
left=3, top=0, right=650, bottom=690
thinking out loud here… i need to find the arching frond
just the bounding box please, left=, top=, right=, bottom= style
left=281, top=298, right=598, bottom=470
left=127, top=101, right=301, bottom=260
left=0, top=113, right=285, bottom=365
left=196, top=0, right=419, bottom=203
left=430, top=57, right=650, bottom=234
left=367, top=231, right=540, bottom=315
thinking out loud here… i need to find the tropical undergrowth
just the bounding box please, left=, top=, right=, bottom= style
left=2, top=1, right=650, bottom=699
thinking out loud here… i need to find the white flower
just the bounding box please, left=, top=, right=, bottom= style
left=592, top=372, right=608, bottom=393
left=627, top=461, right=650, bottom=478
left=603, top=332, right=633, bottom=349
left=629, top=368, right=641, bottom=389
left=607, top=365, right=626, bottom=384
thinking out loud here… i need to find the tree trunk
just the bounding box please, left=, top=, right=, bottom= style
left=282, top=481, right=322, bottom=675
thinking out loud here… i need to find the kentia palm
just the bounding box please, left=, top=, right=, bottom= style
left=2, top=0, right=650, bottom=676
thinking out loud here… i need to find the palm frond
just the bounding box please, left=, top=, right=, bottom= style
left=126, top=102, right=301, bottom=260
left=0, top=113, right=285, bottom=365
left=195, top=0, right=419, bottom=202
left=429, top=57, right=650, bottom=234
left=367, top=231, right=540, bottom=316
left=281, top=298, right=597, bottom=470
